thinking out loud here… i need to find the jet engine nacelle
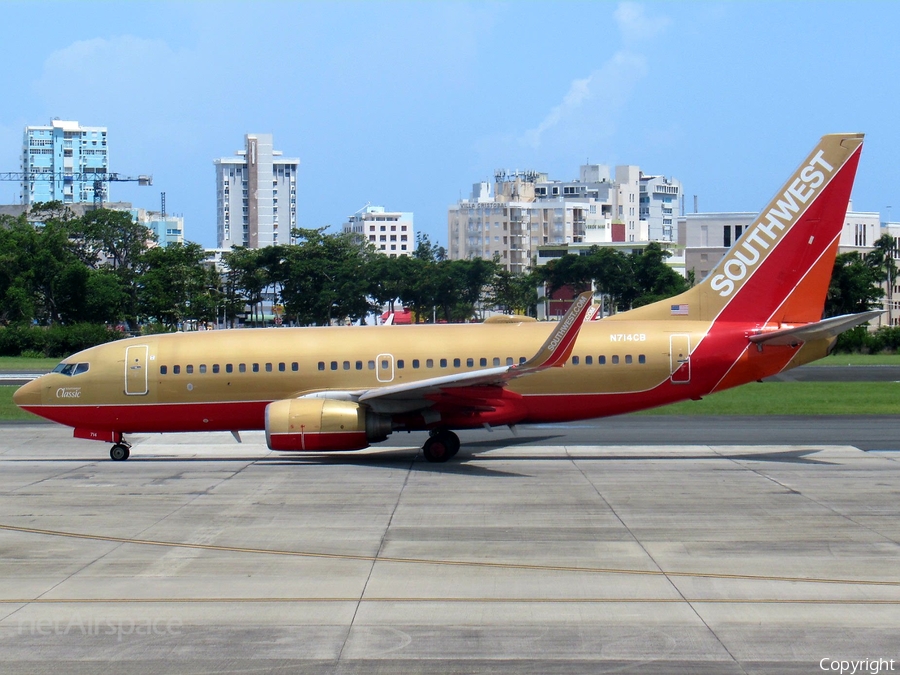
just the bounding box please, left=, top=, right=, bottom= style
left=265, top=398, right=391, bottom=452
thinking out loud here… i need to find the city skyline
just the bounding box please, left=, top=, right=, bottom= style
left=1, top=1, right=898, bottom=248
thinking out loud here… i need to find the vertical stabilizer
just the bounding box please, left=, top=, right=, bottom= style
left=619, top=134, right=864, bottom=324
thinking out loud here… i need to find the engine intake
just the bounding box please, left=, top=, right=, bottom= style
left=265, top=398, right=391, bottom=452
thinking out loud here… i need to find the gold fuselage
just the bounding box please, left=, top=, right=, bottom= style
left=15, top=317, right=826, bottom=436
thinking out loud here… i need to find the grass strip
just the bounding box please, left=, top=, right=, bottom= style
left=633, top=381, right=900, bottom=416
left=0, top=356, right=60, bottom=371
left=814, top=353, right=900, bottom=366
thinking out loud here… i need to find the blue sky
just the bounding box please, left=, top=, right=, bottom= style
left=1, top=1, right=898, bottom=248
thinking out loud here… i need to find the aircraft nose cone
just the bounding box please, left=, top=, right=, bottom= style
left=13, top=379, right=41, bottom=408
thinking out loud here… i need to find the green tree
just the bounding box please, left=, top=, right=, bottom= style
left=223, top=247, right=270, bottom=327
left=628, top=242, right=689, bottom=308
left=534, top=244, right=687, bottom=315
left=366, top=253, right=409, bottom=314
left=825, top=251, right=884, bottom=317
left=138, top=243, right=217, bottom=329
left=489, top=269, right=539, bottom=316
left=275, top=229, right=375, bottom=326
left=33, top=219, right=93, bottom=324
left=0, top=214, right=38, bottom=324
left=435, top=257, right=498, bottom=322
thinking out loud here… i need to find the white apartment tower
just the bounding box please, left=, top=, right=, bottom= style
left=342, top=206, right=415, bottom=257
left=215, top=133, right=299, bottom=249
left=448, top=165, right=681, bottom=272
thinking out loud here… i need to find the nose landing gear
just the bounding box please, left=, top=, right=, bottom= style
left=422, top=429, right=460, bottom=463
left=110, top=441, right=131, bottom=461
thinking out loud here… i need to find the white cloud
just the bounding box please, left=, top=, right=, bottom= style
left=614, top=2, right=671, bottom=44
left=506, top=2, right=669, bottom=152
left=33, top=36, right=185, bottom=103
left=520, top=51, right=648, bottom=151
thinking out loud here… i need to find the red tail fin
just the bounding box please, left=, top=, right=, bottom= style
left=616, top=134, right=864, bottom=324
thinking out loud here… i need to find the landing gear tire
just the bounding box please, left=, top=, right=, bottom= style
left=110, top=444, right=130, bottom=461
left=423, top=430, right=460, bottom=463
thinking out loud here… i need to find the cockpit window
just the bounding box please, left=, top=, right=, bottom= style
left=53, top=362, right=89, bottom=377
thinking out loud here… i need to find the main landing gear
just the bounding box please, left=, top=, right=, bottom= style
left=422, top=429, right=460, bottom=463
left=110, top=441, right=131, bottom=461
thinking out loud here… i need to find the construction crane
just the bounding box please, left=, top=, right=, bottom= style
left=0, top=171, right=152, bottom=208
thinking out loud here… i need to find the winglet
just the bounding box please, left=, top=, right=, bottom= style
left=518, top=291, right=593, bottom=370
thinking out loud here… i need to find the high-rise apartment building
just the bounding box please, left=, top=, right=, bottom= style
left=214, top=133, right=299, bottom=249
left=448, top=165, right=681, bottom=272
left=342, top=206, right=415, bottom=257
left=21, top=120, right=108, bottom=204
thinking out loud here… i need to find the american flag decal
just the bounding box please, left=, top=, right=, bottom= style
left=670, top=304, right=689, bottom=316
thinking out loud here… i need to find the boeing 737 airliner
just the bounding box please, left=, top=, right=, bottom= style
left=14, top=133, right=879, bottom=462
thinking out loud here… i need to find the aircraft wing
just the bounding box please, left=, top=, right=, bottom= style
left=299, top=292, right=594, bottom=413
left=748, top=310, right=884, bottom=347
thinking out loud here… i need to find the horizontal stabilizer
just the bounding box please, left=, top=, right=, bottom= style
left=748, top=310, right=884, bottom=346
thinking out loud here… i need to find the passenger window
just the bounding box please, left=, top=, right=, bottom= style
left=226, top=364, right=233, bottom=373
left=507, top=357, right=514, bottom=366
left=239, top=363, right=246, bottom=373
left=173, top=365, right=181, bottom=374
left=186, top=365, right=194, bottom=374
left=74, top=363, right=89, bottom=375
left=213, top=364, right=220, bottom=374
left=252, top=363, right=259, bottom=373
left=160, top=365, right=167, bottom=375
left=368, top=360, right=375, bottom=370
left=453, top=358, right=461, bottom=368
left=480, top=358, right=487, bottom=367
left=412, top=359, right=420, bottom=369
left=292, top=362, right=299, bottom=371
left=381, top=359, right=389, bottom=369
left=466, top=358, right=474, bottom=367
left=278, top=363, right=285, bottom=372
left=318, top=362, right=325, bottom=371
left=331, top=361, right=338, bottom=370
left=585, top=356, right=593, bottom=365
left=266, top=363, right=273, bottom=372
left=599, top=356, right=606, bottom=365
left=625, top=355, right=633, bottom=364
left=356, top=361, right=363, bottom=370
left=572, top=356, right=579, bottom=365
left=397, top=360, right=405, bottom=369
left=199, top=364, right=207, bottom=374
left=639, top=354, right=646, bottom=364
left=426, top=359, right=434, bottom=368
left=612, top=355, right=620, bottom=365
left=343, top=361, right=350, bottom=370
left=519, top=357, right=526, bottom=364
left=493, top=357, right=500, bottom=366
left=440, top=359, right=447, bottom=368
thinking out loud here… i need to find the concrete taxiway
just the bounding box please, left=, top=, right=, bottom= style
left=0, top=424, right=898, bottom=674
